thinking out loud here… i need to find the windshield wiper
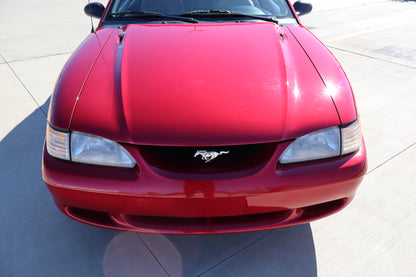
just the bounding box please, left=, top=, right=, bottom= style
left=109, top=10, right=199, bottom=23
left=180, top=10, right=279, bottom=24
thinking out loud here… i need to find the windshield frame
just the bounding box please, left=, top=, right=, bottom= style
left=99, top=0, right=299, bottom=27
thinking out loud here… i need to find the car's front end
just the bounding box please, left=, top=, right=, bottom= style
left=42, top=0, right=367, bottom=234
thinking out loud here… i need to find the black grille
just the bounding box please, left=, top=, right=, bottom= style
left=138, top=143, right=277, bottom=179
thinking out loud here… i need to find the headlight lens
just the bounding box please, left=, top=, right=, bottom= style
left=71, top=131, right=135, bottom=168
left=45, top=125, right=136, bottom=168
left=279, top=126, right=340, bottom=164
left=279, top=119, right=362, bottom=164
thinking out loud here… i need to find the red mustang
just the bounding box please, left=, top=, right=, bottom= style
left=42, top=0, right=366, bottom=234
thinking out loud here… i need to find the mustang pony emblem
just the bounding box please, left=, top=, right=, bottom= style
left=194, top=150, right=230, bottom=163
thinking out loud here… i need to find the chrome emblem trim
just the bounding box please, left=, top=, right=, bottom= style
left=194, top=150, right=230, bottom=163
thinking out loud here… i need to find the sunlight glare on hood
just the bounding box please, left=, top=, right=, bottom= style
left=293, top=85, right=300, bottom=100
left=324, top=82, right=339, bottom=98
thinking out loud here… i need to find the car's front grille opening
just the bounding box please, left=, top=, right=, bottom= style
left=138, top=143, right=277, bottom=179
left=62, top=197, right=349, bottom=233
left=124, top=209, right=294, bottom=229
left=123, top=198, right=348, bottom=231
left=66, top=207, right=115, bottom=227
left=300, top=198, right=347, bottom=221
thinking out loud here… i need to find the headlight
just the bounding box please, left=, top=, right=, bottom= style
left=279, top=119, right=362, bottom=164
left=45, top=124, right=136, bottom=168
left=71, top=131, right=136, bottom=168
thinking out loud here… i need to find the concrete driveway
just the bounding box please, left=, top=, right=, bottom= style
left=1, top=0, right=415, bottom=276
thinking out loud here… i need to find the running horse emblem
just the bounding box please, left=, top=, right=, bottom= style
left=194, top=150, right=230, bottom=163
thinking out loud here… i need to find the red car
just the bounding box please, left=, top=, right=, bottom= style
left=42, top=0, right=366, bottom=234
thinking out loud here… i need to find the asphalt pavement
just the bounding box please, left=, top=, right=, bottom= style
left=1, top=0, right=415, bottom=276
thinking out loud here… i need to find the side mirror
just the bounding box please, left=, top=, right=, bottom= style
left=84, top=2, right=105, bottom=19
left=293, top=1, right=313, bottom=17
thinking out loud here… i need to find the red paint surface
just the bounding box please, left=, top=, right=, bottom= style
left=69, top=23, right=342, bottom=145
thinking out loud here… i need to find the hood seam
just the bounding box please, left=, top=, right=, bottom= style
left=68, top=29, right=116, bottom=129
left=287, top=26, right=342, bottom=125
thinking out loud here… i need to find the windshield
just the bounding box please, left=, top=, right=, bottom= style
left=104, top=0, right=296, bottom=25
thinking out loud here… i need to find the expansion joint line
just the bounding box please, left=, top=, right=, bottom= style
left=366, top=142, right=416, bottom=175
left=135, top=233, right=171, bottom=277
left=327, top=46, right=416, bottom=70
left=198, top=229, right=275, bottom=276
left=0, top=53, right=47, bottom=118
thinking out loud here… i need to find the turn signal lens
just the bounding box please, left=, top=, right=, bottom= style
left=341, top=119, right=362, bottom=155
left=46, top=124, right=70, bottom=160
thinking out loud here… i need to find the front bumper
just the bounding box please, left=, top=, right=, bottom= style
left=42, top=140, right=367, bottom=234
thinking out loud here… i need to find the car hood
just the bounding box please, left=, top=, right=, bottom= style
left=70, top=23, right=340, bottom=145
